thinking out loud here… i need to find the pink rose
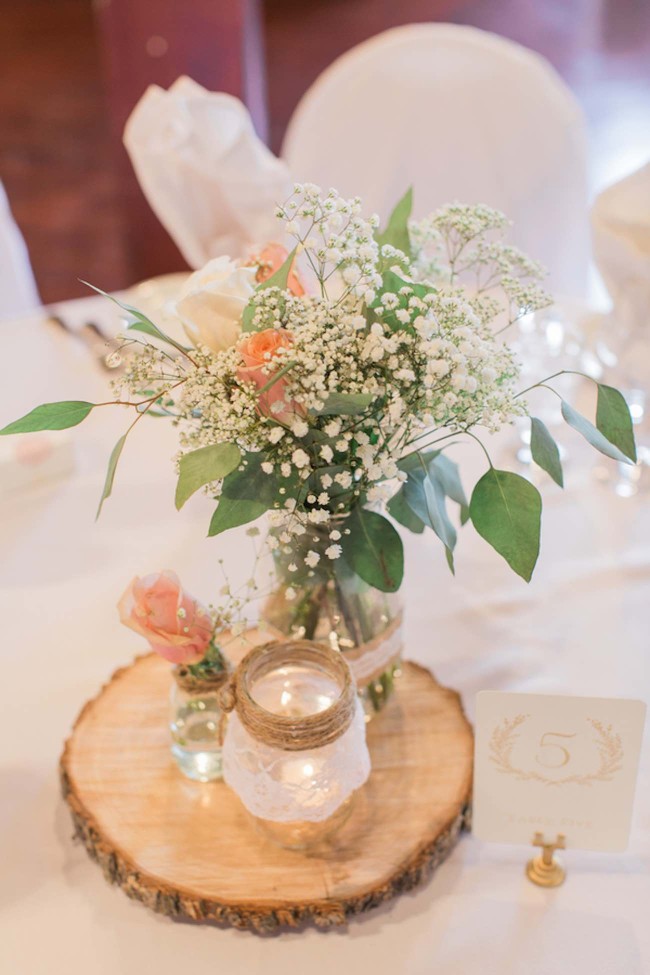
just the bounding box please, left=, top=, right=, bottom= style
left=118, top=571, right=213, bottom=664
left=251, top=242, right=305, bottom=297
left=237, top=328, right=305, bottom=425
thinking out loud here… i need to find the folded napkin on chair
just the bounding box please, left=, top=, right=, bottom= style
left=123, top=77, right=292, bottom=269
left=591, top=162, right=650, bottom=333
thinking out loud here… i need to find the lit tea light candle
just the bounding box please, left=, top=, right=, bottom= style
left=221, top=641, right=371, bottom=850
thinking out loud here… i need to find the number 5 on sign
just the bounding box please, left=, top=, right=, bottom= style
left=535, top=731, right=576, bottom=768
left=473, top=691, right=646, bottom=851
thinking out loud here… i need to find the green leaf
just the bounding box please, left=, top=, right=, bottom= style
left=220, top=451, right=302, bottom=507
left=80, top=281, right=191, bottom=356
left=312, top=392, right=375, bottom=416
left=96, top=434, right=126, bottom=519
left=175, top=443, right=242, bottom=510
left=375, top=188, right=413, bottom=259
left=241, top=248, right=298, bottom=333
left=404, top=470, right=457, bottom=567
left=371, top=270, right=434, bottom=332
left=208, top=496, right=268, bottom=536
left=241, top=302, right=256, bottom=332
left=430, top=454, right=468, bottom=508
left=398, top=448, right=440, bottom=475
left=0, top=400, right=94, bottom=435
left=561, top=400, right=633, bottom=465
left=387, top=487, right=425, bottom=534
left=344, top=508, right=404, bottom=592
left=308, top=464, right=353, bottom=500
left=258, top=246, right=298, bottom=292
left=469, top=469, right=541, bottom=582
left=530, top=417, right=564, bottom=487
left=257, top=361, right=297, bottom=395
left=596, top=384, right=636, bottom=463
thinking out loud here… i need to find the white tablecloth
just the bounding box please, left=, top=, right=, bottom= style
left=1, top=297, right=648, bottom=974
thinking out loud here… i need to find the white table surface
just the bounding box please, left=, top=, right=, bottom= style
left=1, top=296, right=648, bottom=975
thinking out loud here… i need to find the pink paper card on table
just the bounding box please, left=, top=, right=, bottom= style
left=473, top=691, right=646, bottom=851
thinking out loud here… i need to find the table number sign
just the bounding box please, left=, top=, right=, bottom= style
left=473, top=691, right=646, bottom=852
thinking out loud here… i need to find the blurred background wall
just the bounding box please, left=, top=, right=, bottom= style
left=2, top=0, right=649, bottom=304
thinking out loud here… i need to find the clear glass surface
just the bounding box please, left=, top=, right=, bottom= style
left=261, top=521, right=402, bottom=715
left=170, top=683, right=223, bottom=782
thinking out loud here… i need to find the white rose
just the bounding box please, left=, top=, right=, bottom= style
left=175, top=256, right=257, bottom=353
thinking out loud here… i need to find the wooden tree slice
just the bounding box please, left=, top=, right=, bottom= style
left=60, top=654, right=473, bottom=932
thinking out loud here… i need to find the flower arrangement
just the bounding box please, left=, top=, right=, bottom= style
left=1, top=185, right=636, bottom=703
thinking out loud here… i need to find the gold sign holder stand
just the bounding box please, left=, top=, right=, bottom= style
left=526, top=832, right=566, bottom=887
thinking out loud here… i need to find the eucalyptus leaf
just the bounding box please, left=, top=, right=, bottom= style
left=0, top=400, right=94, bottom=435
left=561, top=400, right=632, bottom=464
left=96, top=434, right=127, bottom=519
left=221, top=452, right=300, bottom=506
left=208, top=496, right=268, bottom=536
left=375, top=188, right=413, bottom=259
left=258, top=246, right=298, bottom=292
left=241, top=247, right=298, bottom=333
left=344, top=507, right=404, bottom=592
left=312, top=392, right=375, bottom=416
left=387, top=487, right=425, bottom=534
left=175, top=443, right=242, bottom=510
left=430, top=454, right=468, bottom=508
left=371, top=270, right=434, bottom=332
left=307, top=464, right=353, bottom=499
left=596, top=384, right=636, bottom=462
left=530, top=417, right=563, bottom=487
left=80, top=281, right=191, bottom=356
left=469, top=469, right=541, bottom=582
left=398, top=448, right=441, bottom=475
left=404, top=469, right=457, bottom=566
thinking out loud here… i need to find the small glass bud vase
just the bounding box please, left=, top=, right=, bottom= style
left=170, top=649, right=230, bottom=783
left=221, top=640, right=370, bottom=851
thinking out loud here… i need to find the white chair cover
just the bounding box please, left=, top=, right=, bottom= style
left=0, top=182, right=40, bottom=321
left=592, top=161, right=650, bottom=332
left=282, top=24, right=590, bottom=298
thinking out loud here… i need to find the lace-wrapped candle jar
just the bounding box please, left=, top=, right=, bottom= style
left=221, top=640, right=370, bottom=850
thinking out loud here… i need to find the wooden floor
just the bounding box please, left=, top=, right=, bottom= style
left=2, top=0, right=650, bottom=304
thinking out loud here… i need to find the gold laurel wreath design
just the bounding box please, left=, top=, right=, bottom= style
left=488, top=714, right=624, bottom=787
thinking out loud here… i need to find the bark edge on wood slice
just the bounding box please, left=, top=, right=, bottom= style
left=60, top=653, right=473, bottom=933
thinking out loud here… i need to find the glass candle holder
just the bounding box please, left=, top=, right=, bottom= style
left=170, top=665, right=228, bottom=782
left=221, top=640, right=370, bottom=851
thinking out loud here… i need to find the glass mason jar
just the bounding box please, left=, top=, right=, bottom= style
left=221, top=640, right=370, bottom=851
left=170, top=658, right=229, bottom=783
left=261, top=519, right=403, bottom=715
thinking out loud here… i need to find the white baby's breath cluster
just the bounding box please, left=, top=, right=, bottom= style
left=115, top=187, right=550, bottom=570
left=410, top=203, right=551, bottom=327
left=276, top=183, right=382, bottom=300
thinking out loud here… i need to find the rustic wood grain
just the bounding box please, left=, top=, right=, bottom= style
left=60, top=653, right=473, bottom=932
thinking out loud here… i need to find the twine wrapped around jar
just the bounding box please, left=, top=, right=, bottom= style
left=218, top=640, right=356, bottom=751
left=221, top=640, right=371, bottom=825
left=173, top=664, right=230, bottom=696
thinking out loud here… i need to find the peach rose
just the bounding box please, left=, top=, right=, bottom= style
left=118, top=571, right=213, bottom=664
left=251, top=243, right=305, bottom=296
left=237, top=328, right=304, bottom=424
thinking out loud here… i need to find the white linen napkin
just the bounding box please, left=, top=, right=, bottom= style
left=591, top=162, right=650, bottom=332
left=123, top=77, right=292, bottom=269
